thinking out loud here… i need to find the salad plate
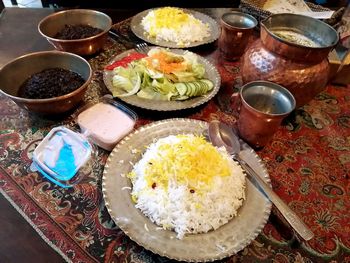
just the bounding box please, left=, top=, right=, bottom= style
left=102, top=118, right=272, bottom=262
left=103, top=49, right=221, bottom=111
left=130, top=8, right=220, bottom=49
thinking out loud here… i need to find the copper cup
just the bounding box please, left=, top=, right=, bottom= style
left=231, top=81, right=296, bottom=148
left=218, top=11, right=257, bottom=61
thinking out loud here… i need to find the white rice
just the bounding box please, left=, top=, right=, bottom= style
left=128, top=134, right=246, bottom=239
left=141, top=8, right=210, bottom=46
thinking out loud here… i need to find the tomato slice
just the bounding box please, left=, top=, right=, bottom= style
left=105, top=52, right=147, bottom=70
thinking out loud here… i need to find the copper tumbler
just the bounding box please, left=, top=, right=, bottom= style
left=231, top=81, right=296, bottom=148
left=218, top=11, right=257, bottom=61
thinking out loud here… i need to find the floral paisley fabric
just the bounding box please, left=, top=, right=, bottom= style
left=0, top=19, right=350, bottom=263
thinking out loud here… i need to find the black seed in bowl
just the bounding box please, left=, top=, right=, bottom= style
left=54, top=24, right=103, bottom=40
left=18, top=68, right=85, bottom=99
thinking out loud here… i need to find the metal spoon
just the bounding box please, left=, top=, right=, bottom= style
left=208, top=120, right=314, bottom=241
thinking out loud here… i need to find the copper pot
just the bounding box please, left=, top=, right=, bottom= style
left=241, top=14, right=339, bottom=108
left=0, top=51, right=92, bottom=115
left=38, top=9, right=112, bottom=56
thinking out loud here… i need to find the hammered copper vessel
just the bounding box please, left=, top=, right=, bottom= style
left=241, top=14, right=339, bottom=107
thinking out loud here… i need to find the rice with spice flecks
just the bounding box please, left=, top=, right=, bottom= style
left=127, top=134, right=246, bottom=239
left=141, top=7, right=210, bottom=46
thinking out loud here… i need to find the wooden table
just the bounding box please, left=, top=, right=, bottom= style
left=0, top=8, right=58, bottom=262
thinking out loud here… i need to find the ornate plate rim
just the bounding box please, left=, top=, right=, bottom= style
left=103, top=49, right=221, bottom=111
left=130, top=7, right=220, bottom=48
left=102, top=118, right=272, bottom=262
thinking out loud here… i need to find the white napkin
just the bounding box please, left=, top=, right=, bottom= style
left=263, top=0, right=334, bottom=19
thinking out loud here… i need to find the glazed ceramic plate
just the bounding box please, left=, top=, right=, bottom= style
left=102, top=118, right=272, bottom=262
left=130, top=8, right=220, bottom=48
left=103, top=49, right=221, bottom=111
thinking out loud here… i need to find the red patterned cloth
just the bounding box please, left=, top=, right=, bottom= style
left=0, top=19, right=350, bottom=263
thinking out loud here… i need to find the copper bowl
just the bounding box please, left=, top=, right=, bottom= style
left=38, top=9, right=112, bottom=56
left=0, top=51, right=92, bottom=115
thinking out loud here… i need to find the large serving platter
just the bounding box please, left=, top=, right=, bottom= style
left=103, top=49, right=221, bottom=111
left=102, top=118, right=272, bottom=262
left=130, top=8, right=220, bottom=48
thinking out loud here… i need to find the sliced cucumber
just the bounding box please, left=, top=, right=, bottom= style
left=200, top=79, right=214, bottom=91
left=173, top=79, right=214, bottom=100
left=175, top=83, right=188, bottom=96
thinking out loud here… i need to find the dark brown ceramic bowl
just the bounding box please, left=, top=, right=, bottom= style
left=38, top=9, right=112, bottom=56
left=0, top=51, right=92, bottom=115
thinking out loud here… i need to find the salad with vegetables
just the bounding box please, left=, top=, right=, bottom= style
left=107, top=48, right=214, bottom=101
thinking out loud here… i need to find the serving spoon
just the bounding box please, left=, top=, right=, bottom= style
left=208, top=120, right=314, bottom=241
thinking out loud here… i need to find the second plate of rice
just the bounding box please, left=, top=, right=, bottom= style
left=130, top=7, right=220, bottom=48
left=102, top=118, right=272, bottom=262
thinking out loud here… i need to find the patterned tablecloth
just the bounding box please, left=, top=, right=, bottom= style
left=1, top=18, right=350, bottom=263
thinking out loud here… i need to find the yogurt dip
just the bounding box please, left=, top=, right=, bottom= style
left=77, top=102, right=136, bottom=151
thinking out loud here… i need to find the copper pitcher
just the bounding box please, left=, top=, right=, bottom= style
left=241, top=14, right=339, bottom=108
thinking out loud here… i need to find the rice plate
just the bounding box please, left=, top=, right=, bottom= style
left=127, top=134, right=246, bottom=239
left=141, top=7, right=211, bottom=46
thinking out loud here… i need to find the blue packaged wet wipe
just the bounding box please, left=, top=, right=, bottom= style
left=31, top=126, right=93, bottom=188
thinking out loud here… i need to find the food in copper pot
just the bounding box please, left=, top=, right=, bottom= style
left=272, top=30, right=320, bottom=47
left=54, top=24, right=103, bottom=40
left=18, top=68, right=85, bottom=99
